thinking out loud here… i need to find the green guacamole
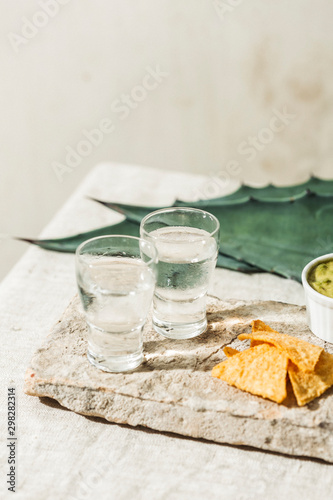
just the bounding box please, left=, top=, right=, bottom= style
left=308, top=260, right=333, bottom=298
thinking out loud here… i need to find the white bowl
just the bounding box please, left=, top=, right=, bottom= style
left=302, top=253, right=333, bottom=343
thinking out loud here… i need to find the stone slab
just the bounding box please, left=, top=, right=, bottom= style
left=24, top=295, right=333, bottom=463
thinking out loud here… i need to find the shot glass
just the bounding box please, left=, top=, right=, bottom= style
left=140, top=207, right=220, bottom=339
left=76, top=235, right=157, bottom=372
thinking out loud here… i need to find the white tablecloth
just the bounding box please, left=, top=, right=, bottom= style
left=1, top=163, right=331, bottom=500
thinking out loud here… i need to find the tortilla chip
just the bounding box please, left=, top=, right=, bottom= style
left=223, top=346, right=240, bottom=357
left=252, top=319, right=276, bottom=332
left=250, top=340, right=264, bottom=348
left=288, top=350, right=333, bottom=406
left=238, top=325, right=323, bottom=372
left=212, top=344, right=288, bottom=403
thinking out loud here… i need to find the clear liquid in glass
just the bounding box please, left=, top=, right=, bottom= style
left=150, top=226, right=217, bottom=339
left=78, top=257, right=155, bottom=371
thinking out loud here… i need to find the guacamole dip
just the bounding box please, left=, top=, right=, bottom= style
left=308, top=260, right=333, bottom=298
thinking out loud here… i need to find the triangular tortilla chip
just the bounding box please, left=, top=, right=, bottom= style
left=250, top=340, right=265, bottom=348
left=212, top=344, right=288, bottom=403
left=223, top=346, right=240, bottom=357
left=288, top=350, right=333, bottom=406
left=252, top=319, right=276, bottom=332
left=238, top=321, right=323, bottom=372
left=250, top=321, right=275, bottom=348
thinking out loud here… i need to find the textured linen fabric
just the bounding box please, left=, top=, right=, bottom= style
left=0, top=163, right=331, bottom=500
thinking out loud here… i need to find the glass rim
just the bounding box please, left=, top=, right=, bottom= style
left=76, top=234, right=158, bottom=266
left=140, top=206, right=220, bottom=242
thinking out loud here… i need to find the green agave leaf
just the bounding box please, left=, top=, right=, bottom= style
left=21, top=178, right=333, bottom=281
left=175, top=176, right=333, bottom=207
left=92, top=177, right=333, bottom=218
left=88, top=200, right=261, bottom=272
left=92, top=178, right=333, bottom=281
left=211, top=195, right=333, bottom=281
left=217, top=253, right=261, bottom=273
left=306, top=176, right=333, bottom=197
left=89, top=198, right=157, bottom=224
left=17, top=220, right=140, bottom=253
left=18, top=217, right=258, bottom=273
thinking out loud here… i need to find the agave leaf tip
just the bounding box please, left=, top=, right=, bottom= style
left=14, top=236, right=37, bottom=244
left=88, top=197, right=127, bottom=215
left=87, top=196, right=108, bottom=206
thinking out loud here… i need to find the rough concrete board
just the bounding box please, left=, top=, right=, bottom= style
left=25, top=295, right=333, bottom=463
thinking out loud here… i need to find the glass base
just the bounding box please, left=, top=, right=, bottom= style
left=153, top=316, right=207, bottom=340
left=87, top=349, right=143, bottom=373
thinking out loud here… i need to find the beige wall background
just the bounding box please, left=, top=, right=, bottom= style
left=1, top=0, right=333, bottom=281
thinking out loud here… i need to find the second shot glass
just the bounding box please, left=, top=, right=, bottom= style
left=76, top=235, right=157, bottom=372
left=140, top=207, right=220, bottom=340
